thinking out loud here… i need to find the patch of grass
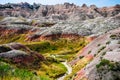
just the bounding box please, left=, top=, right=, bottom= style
left=0, top=34, right=26, bottom=44
left=65, top=56, right=92, bottom=80
left=0, top=33, right=88, bottom=80
left=25, top=38, right=87, bottom=55
left=25, top=41, right=57, bottom=54
left=39, top=61, right=67, bottom=78
left=0, top=61, right=51, bottom=80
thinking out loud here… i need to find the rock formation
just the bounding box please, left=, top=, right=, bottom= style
left=0, top=3, right=119, bottom=21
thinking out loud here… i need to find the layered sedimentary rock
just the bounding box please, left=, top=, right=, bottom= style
left=0, top=13, right=120, bottom=41
left=73, top=27, right=120, bottom=80
left=0, top=3, right=120, bottom=21
left=0, top=43, right=44, bottom=69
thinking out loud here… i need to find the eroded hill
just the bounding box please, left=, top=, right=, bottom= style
left=0, top=2, right=120, bottom=80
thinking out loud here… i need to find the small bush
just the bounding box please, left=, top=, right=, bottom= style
left=96, top=59, right=110, bottom=68
left=79, top=56, right=84, bottom=59
left=102, top=52, right=106, bottom=56
left=110, top=34, right=117, bottom=39
left=88, top=50, right=91, bottom=54
left=97, top=44, right=101, bottom=47
left=97, top=46, right=106, bottom=53
left=94, top=54, right=96, bottom=57
left=118, top=41, right=120, bottom=44
left=106, top=41, right=111, bottom=45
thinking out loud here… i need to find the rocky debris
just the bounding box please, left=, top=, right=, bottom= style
left=73, top=27, right=120, bottom=80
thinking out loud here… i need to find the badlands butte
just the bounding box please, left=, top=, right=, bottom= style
left=0, top=2, right=120, bottom=80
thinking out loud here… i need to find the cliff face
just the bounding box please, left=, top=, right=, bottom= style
left=34, top=3, right=120, bottom=21
left=0, top=3, right=120, bottom=21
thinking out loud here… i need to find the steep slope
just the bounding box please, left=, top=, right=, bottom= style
left=0, top=3, right=120, bottom=80
left=33, top=3, right=120, bottom=21
left=0, top=14, right=120, bottom=42
left=72, top=27, right=120, bottom=80
left=0, top=3, right=120, bottom=21
left=0, top=43, right=44, bottom=69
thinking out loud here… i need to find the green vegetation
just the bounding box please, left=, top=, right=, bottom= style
left=96, top=59, right=120, bottom=80
left=79, top=56, right=84, bottom=59
left=96, top=59, right=110, bottom=68
left=118, top=41, right=120, bottom=44
left=65, top=56, right=92, bottom=80
left=0, top=34, right=26, bottom=44
left=110, top=34, right=117, bottom=39
left=26, top=41, right=57, bottom=54
left=102, top=51, right=106, bottom=56
left=0, top=32, right=88, bottom=80
left=97, top=44, right=101, bottom=47
left=97, top=46, right=106, bottom=53
left=88, top=50, right=91, bottom=54
left=94, top=54, right=96, bottom=57
left=96, top=59, right=120, bottom=71
left=0, top=61, right=51, bottom=80
left=0, top=59, right=67, bottom=80
left=39, top=61, right=67, bottom=78
left=25, top=38, right=87, bottom=62
left=106, top=41, right=111, bottom=45
left=26, top=38, right=87, bottom=53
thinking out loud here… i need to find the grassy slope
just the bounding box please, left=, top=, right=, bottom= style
left=0, top=33, right=88, bottom=80
left=0, top=61, right=51, bottom=80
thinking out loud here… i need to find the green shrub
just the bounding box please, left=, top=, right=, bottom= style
left=26, top=41, right=57, bottom=54
left=88, top=50, right=91, bottom=54
left=97, top=44, right=101, bottom=46
left=79, top=56, right=84, bottom=59
left=106, top=41, right=111, bottom=45
left=110, top=34, right=117, bottom=39
left=102, top=51, right=106, bottom=56
left=96, top=59, right=110, bottom=68
left=118, top=41, right=120, bottom=44
left=97, top=46, right=106, bottom=53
